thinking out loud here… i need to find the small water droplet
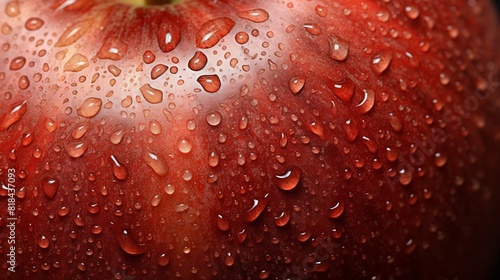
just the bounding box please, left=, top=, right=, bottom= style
left=328, top=201, right=345, bottom=218
left=434, top=153, right=447, bottom=167
left=235, top=32, right=249, bottom=44
left=10, top=56, right=26, bottom=70
left=197, top=75, right=221, bottom=93
left=116, top=229, right=147, bottom=255
left=344, top=119, right=359, bottom=142
left=328, top=34, right=349, bottom=61
left=196, top=17, right=235, bottom=49
left=42, top=177, right=59, bottom=200
left=5, top=1, right=20, bottom=17
left=97, top=38, right=128, bottom=60
left=158, top=253, right=170, bottom=266
left=304, top=23, right=322, bottom=35
left=399, top=168, right=413, bottom=186
left=216, top=214, right=230, bottom=231
left=177, top=137, right=192, bottom=153
left=188, top=51, right=208, bottom=71
left=175, top=203, right=190, bottom=213
left=224, top=254, right=235, bottom=266
left=237, top=8, right=269, bottom=23
left=71, top=122, right=90, bottom=139
left=206, top=111, right=222, bottom=126
left=143, top=50, right=156, bottom=64
left=64, top=53, right=89, bottom=72
left=244, top=193, right=270, bottom=222
left=38, top=235, right=50, bottom=248
left=274, top=211, right=291, bottom=226
left=143, top=149, right=169, bottom=176
left=370, top=51, right=392, bottom=75
left=289, top=76, right=305, bottom=95
left=208, top=151, right=220, bottom=167
left=140, top=84, right=163, bottom=104
left=315, top=5, right=328, bottom=17
left=111, top=155, right=128, bottom=180
left=77, top=97, right=102, bottom=118
left=0, top=100, right=27, bottom=132
left=25, top=17, right=44, bottom=31
left=149, top=120, right=162, bottom=135
left=405, top=5, right=420, bottom=19
left=110, top=129, right=125, bottom=144
left=275, top=166, right=302, bottom=191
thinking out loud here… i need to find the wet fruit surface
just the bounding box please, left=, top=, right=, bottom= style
left=1, top=0, right=500, bottom=279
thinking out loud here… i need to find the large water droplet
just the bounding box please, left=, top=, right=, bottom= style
left=356, top=89, right=375, bottom=113
left=5, top=1, right=20, bottom=17
left=197, top=75, right=221, bottom=93
left=274, top=166, right=302, bottom=191
left=274, top=211, right=291, bottom=226
left=111, top=155, right=128, bottom=180
left=38, top=235, right=50, bottom=249
left=151, top=64, right=168, bottom=80
left=196, top=17, right=235, bottom=49
left=0, top=100, right=27, bottom=132
left=143, top=149, right=169, bottom=176
left=328, top=34, right=349, bottom=61
left=64, top=53, right=89, bottom=72
left=244, top=193, right=270, bottom=222
left=97, top=38, right=128, bottom=60
left=116, top=229, right=147, bottom=255
left=77, top=97, right=102, bottom=118
left=188, top=51, right=208, bottom=71
left=42, top=177, right=59, bottom=200
left=237, top=8, right=269, bottom=23
left=157, top=20, right=181, bottom=53
left=140, top=84, right=163, bottom=104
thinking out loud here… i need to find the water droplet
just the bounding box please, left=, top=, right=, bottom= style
left=274, top=211, right=290, bottom=226
left=371, top=51, right=392, bottom=75
left=405, top=5, right=420, bottom=19
left=71, top=122, right=90, bottom=139
left=331, top=78, right=355, bottom=103
left=5, top=1, right=20, bottom=17
left=140, top=84, right=163, bottom=104
left=235, top=32, right=249, bottom=44
left=42, top=177, right=59, bottom=200
left=0, top=100, right=27, bottom=132
left=206, top=111, right=222, bottom=126
left=289, top=76, right=305, bottom=94
left=274, top=166, right=302, bottom=191
left=108, top=65, right=121, bottom=77
left=399, top=168, right=413, bottom=186
left=157, top=19, right=181, bottom=52
left=315, top=5, right=328, bottom=17
left=208, top=151, right=220, bottom=167
left=197, top=75, right=221, bottom=93
left=328, top=201, right=345, bottom=218
left=344, top=119, right=358, bottom=142
left=175, top=203, right=190, bottom=213
left=55, top=20, right=92, bottom=47
left=65, top=140, right=89, bottom=158
left=77, top=97, right=102, bottom=118
left=97, top=38, right=128, bottom=60
left=434, top=153, right=447, bottom=167
left=158, top=253, right=170, bottom=266
left=196, top=17, right=235, bottom=49
left=304, top=23, right=322, bottom=35
left=57, top=205, right=70, bottom=217
left=244, top=193, right=270, bottom=222
left=143, top=50, right=156, bottom=64
left=25, top=17, right=44, bottom=30
left=143, top=149, right=169, bottom=176
left=216, top=214, right=230, bottom=231
left=10, top=56, right=26, bottom=70
left=38, top=235, right=50, bottom=249
left=111, top=155, right=128, bottom=180
left=177, top=137, right=192, bottom=153
left=149, top=120, right=162, bottom=135
left=64, top=53, right=89, bottom=72
left=188, top=51, right=208, bottom=71
left=18, top=75, right=29, bottom=90
left=356, top=89, right=375, bottom=113
left=237, top=8, right=269, bottom=23
left=116, top=229, right=147, bottom=255
left=224, top=254, right=235, bottom=266
left=151, top=64, right=168, bottom=80
left=328, top=34, right=349, bottom=61
left=109, top=129, right=125, bottom=144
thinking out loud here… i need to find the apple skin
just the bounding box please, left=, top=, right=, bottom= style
left=1, top=0, right=500, bottom=279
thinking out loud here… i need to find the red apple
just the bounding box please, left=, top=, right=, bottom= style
left=1, top=0, right=500, bottom=279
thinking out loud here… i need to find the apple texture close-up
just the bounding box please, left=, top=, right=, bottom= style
left=1, top=0, right=500, bottom=279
